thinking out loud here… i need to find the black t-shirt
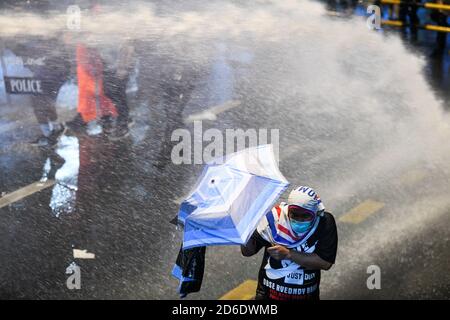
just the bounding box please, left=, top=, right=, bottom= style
left=250, top=212, right=337, bottom=301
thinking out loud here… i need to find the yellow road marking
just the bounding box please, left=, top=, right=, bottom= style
left=219, top=280, right=257, bottom=300
left=0, top=180, right=55, bottom=209
left=185, top=100, right=241, bottom=123
left=397, top=169, right=427, bottom=185
left=339, top=199, right=385, bottom=224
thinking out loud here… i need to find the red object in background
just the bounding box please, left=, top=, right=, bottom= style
left=76, top=44, right=117, bottom=123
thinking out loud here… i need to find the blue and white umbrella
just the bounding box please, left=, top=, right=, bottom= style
left=177, top=144, right=290, bottom=249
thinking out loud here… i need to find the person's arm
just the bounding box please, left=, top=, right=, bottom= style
left=241, top=231, right=268, bottom=257
left=288, top=250, right=332, bottom=270
left=266, top=246, right=332, bottom=270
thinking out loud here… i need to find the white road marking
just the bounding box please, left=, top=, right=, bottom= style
left=184, top=100, right=241, bottom=123
left=339, top=199, right=385, bottom=224
left=0, top=180, right=55, bottom=209
left=73, top=249, right=96, bottom=259
left=397, top=169, right=427, bottom=185
left=219, top=280, right=257, bottom=300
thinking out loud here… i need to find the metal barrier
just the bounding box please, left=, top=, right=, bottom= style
left=381, top=0, right=450, bottom=11
left=382, top=19, right=450, bottom=32
left=379, top=1, right=450, bottom=33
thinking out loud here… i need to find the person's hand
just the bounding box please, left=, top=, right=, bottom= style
left=267, top=245, right=291, bottom=260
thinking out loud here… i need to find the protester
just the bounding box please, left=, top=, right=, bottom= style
left=241, top=186, right=338, bottom=300
left=66, top=42, right=118, bottom=136
left=399, top=0, right=420, bottom=42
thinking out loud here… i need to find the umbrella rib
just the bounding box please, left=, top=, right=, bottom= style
left=222, top=163, right=288, bottom=185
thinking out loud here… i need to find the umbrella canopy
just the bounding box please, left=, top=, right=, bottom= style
left=178, top=144, right=290, bottom=249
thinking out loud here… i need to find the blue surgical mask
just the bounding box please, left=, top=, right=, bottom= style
left=290, top=219, right=313, bottom=235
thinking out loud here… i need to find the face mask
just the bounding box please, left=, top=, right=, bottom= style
left=290, top=219, right=313, bottom=235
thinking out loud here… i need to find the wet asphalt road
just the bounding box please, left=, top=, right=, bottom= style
left=1, top=4, right=450, bottom=300
left=1, top=73, right=449, bottom=300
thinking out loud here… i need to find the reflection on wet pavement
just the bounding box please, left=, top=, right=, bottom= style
left=48, top=135, right=79, bottom=217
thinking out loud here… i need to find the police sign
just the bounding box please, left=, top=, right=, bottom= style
left=4, top=77, right=43, bottom=95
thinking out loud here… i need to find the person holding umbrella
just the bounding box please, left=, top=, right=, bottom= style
left=172, top=144, right=290, bottom=297
left=241, top=186, right=338, bottom=301
left=172, top=146, right=337, bottom=300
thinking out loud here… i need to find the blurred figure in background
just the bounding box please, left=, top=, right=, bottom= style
left=326, top=0, right=338, bottom=11
left=378, top=0, right=400, bottom=20
left=66, top=3, right=120, bottom=137
left=430, top=0, right=449, bottom=56
left=102, top=39, right=136, bottom=139
left=325, top=0, right=358, bottom=14
left=68, top=42, right=118, bottom=136
left=133, top=38, right=200, bottom=167
left=25, top=35, right=73, bottom=147
left=399, top=0, right=420, bottom=42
